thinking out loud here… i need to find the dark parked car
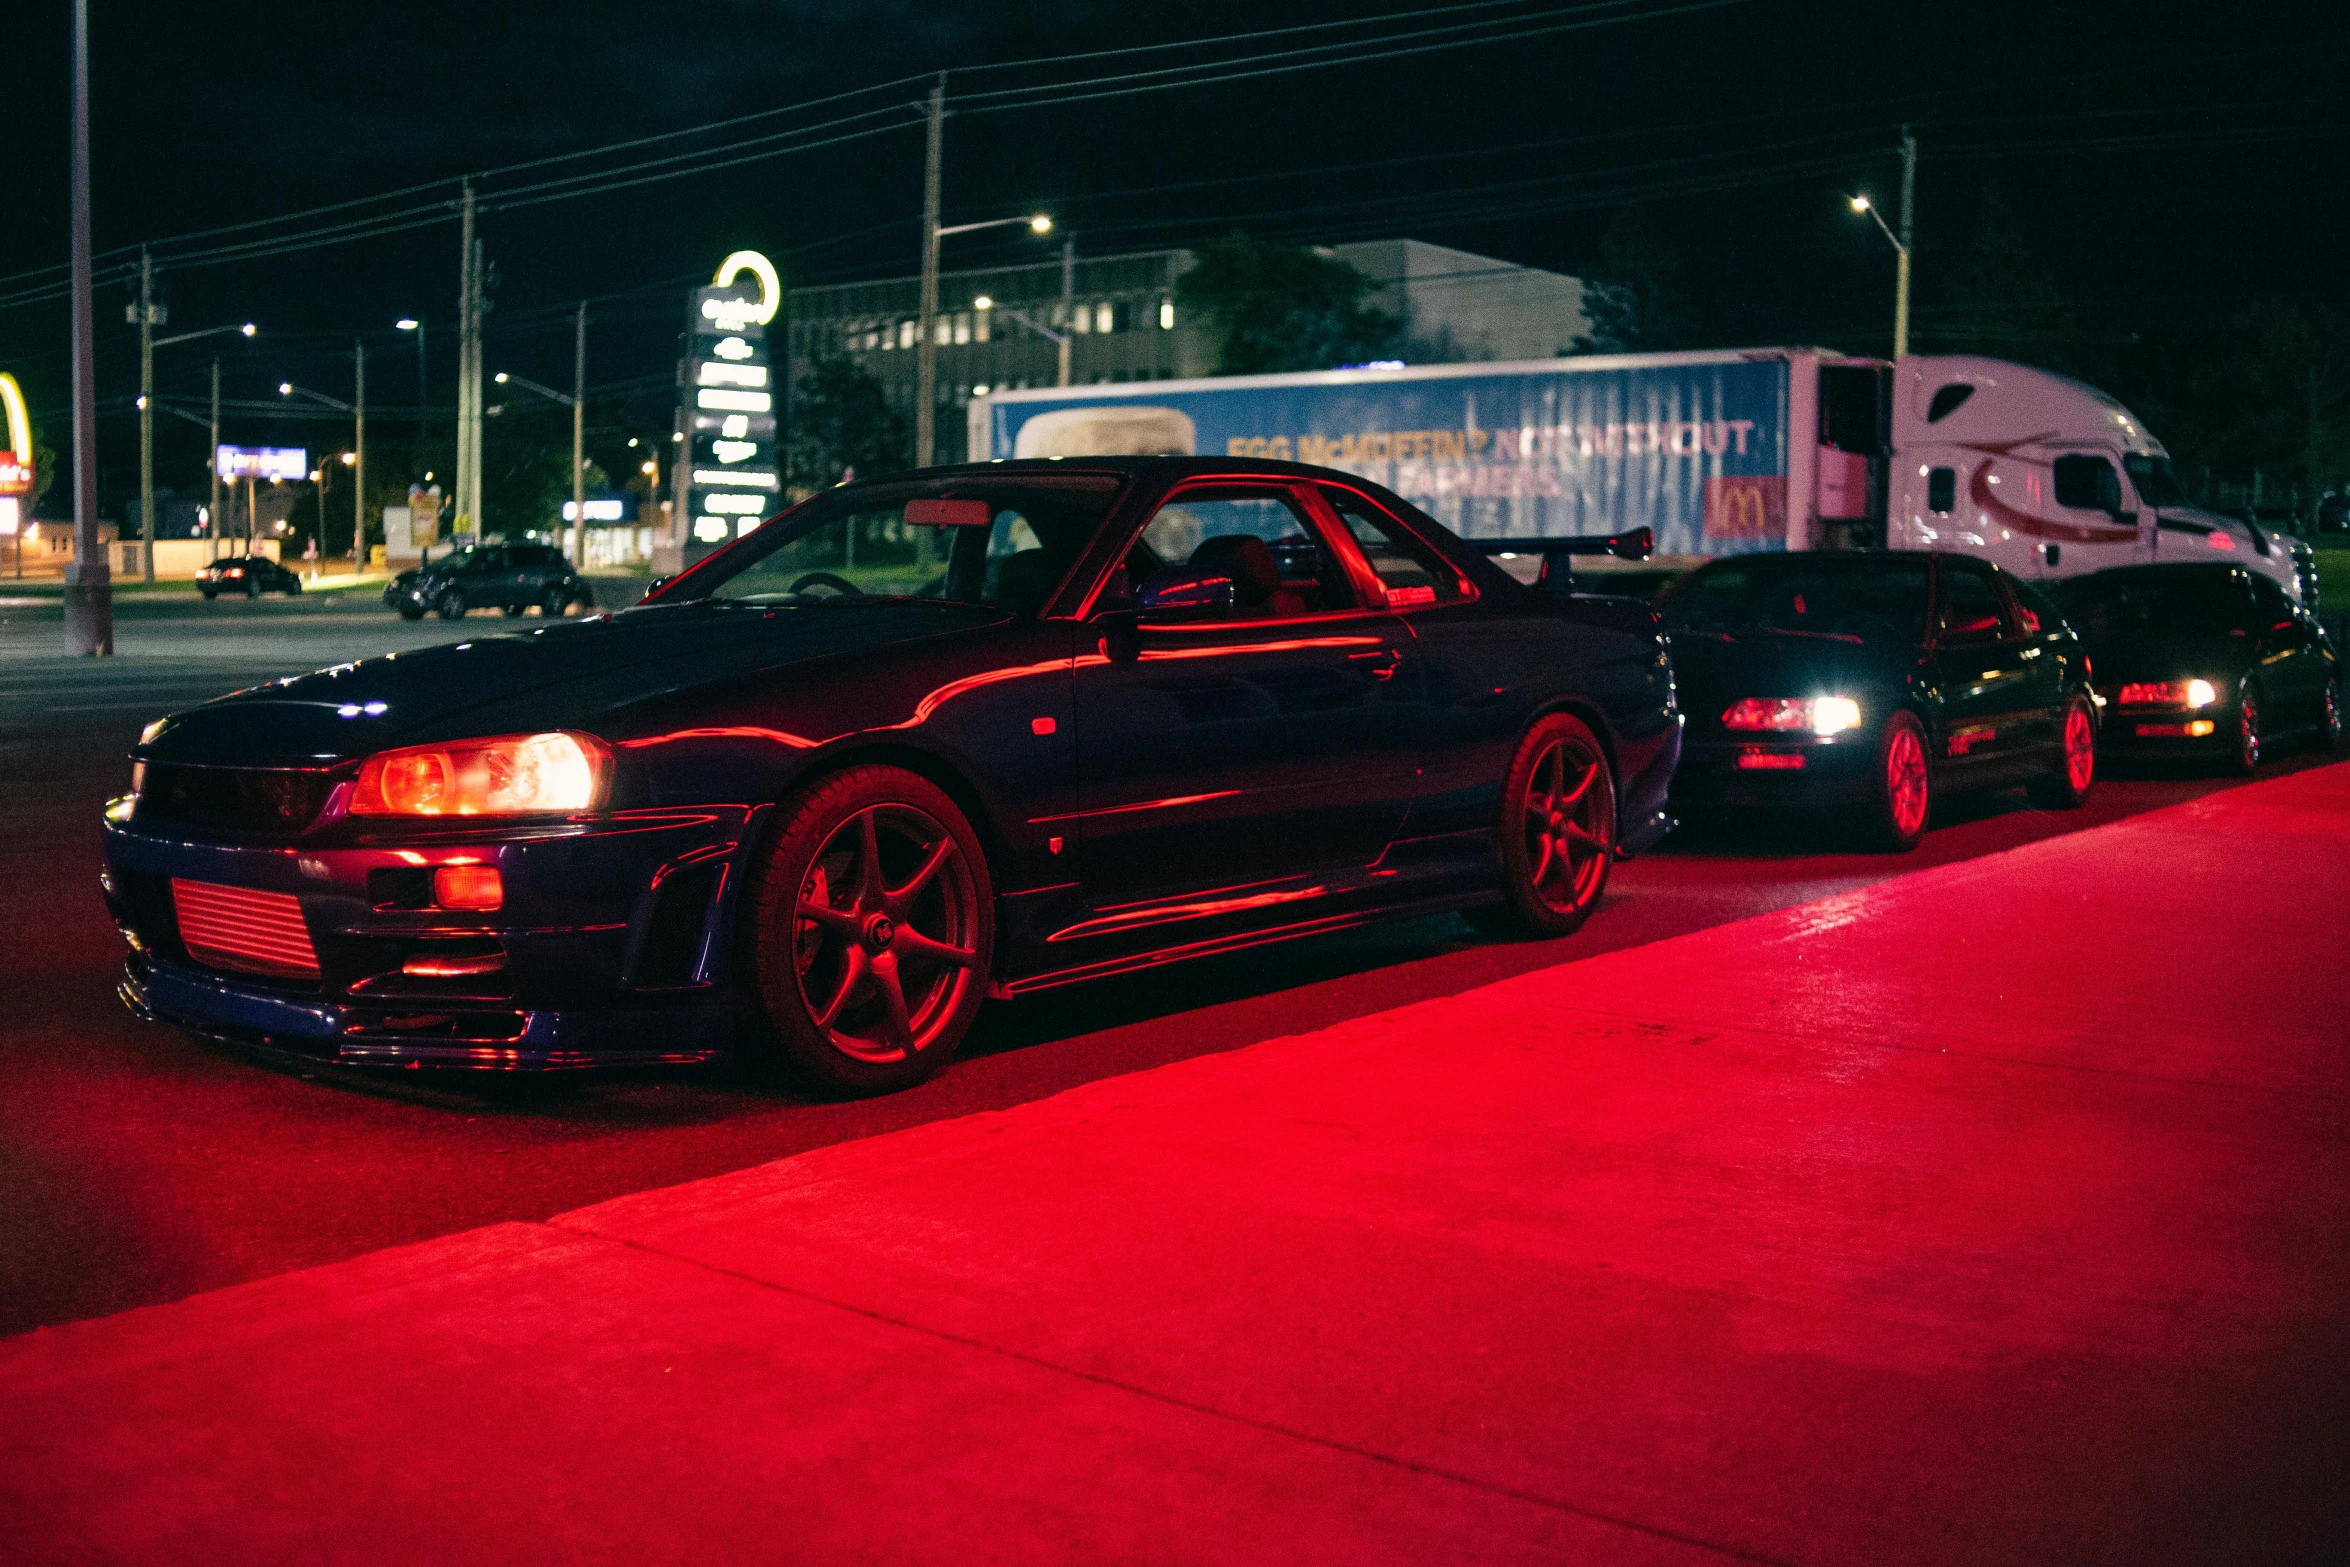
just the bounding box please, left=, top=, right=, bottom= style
left=105, top=458, right=1680, bottom=1093
left=196, top=554, right=301, bottom=599
left=384, top=541, right=587, bottom=620
left=2052, top=563, right=2340, bottom=773
left=1661, top=551, right=2097, bottom=850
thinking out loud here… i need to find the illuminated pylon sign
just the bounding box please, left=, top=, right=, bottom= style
left=0, top=373, right=33, bottom=498
left=676, top=251, right=780, bottom=559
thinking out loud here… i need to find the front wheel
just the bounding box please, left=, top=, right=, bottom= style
left=285, top=579, right=302, bottom=595
left=1869, top=710, right=1934, bottom=852
left=2228, top=685, right=2262, bottom=776
left=541, top=584, right=570, bottom=617
left=2317, top=675, right=2341, bottom=754
left=396, top=604, right=425, bottom=621
left=244, top=576, right=261, bottom=600
left=1474, top=713, right=1616, bottom=939
left=2026, top=693, right=2097, bottom=809
left=435, top=587, right=468, bottom=620
left=741, top=766, right=994, bottom=1096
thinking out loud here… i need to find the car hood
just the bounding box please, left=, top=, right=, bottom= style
left=137, top=600, right=1008, bottom=767
left=2072, top=625, right=2249, bottom=686
left=1666, top=629, right=1914, bottom=725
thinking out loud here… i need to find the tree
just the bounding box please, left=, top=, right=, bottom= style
left=1569, top=205, right=1698, bottom=355
left=785, top=354, right=908, bottom=496
left=1174, top=234, right=1399, bottom=374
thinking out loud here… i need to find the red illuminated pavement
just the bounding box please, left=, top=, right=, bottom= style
left=5, top=766, right=2344, bottom=1563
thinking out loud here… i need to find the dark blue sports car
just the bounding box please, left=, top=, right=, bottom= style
left=102, top=458, right=1680, bottom=1094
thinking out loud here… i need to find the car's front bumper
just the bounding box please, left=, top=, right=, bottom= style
left=101, top=803, right=760, bottom=1070
left=1668, top=730, right=1880, bottom=810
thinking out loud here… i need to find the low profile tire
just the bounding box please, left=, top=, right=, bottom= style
left=435, top=587, right=468, bottom=620
left=2026, top=693, right=2097, bottom=809
left=1868, top=709, right=1934, bottom=852
left=1471, top=712, right=1616, bottom=939
left=2228, top=684, right=2262, bottom=776
left=741, top=766, right=994, bottom=1096
left=396, top=604, right=425, bottom=621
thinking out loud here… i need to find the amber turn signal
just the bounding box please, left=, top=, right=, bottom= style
left=433, top=866, right=504, bottom=910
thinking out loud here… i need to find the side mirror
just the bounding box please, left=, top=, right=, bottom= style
left=1135, top=565, right=1236, bottom=614
left=645, top=574, right=673, bottom=598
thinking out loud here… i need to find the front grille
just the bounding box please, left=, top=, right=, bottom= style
left=134, top=763, right=337, bottom=836
left=171, top=879, right=321, bottom=978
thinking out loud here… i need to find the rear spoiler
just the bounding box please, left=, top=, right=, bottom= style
left=1469, top=527, right=1654, bottom=594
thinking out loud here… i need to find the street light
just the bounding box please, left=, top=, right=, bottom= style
left=916, top=213, right=1054, bottom=466
left=396, top=317, right=427, bottom=462
left=974, top=294, right=1071, bottom=388
left=1846, top=127, right=1917, bottom=358
left=492, top=367, right=588, bottom=570
left=130, top=318, right=257, bottom=582
left=282, top=369, right=365, bottom=567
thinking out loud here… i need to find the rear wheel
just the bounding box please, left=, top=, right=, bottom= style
left=200, top=588, right=216, bottom=601
left=1869, top=710, right=1934, bottom=851
left=2229, top=685, right=2262, bottom=775
left=2317, top=675, right=2341, bottom=753
left=541, top=583, right=570, bottom=617
left=741, top=766, right=993, bottom=1096
left=2026, top=694, right=2096, bottom=809
left=1473, top=713, right=1616, bottom=938
left=285, top=579, right=301, bottom=595
left=435, top=587, right=467, bottom=620
left=244, top=575, right=261, bottom=599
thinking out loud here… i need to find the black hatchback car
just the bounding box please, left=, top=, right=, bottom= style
left=106, top=458, right=1680, bottom=1094
left=1662, top=551, right=2097, bottom=849
left=385, top=541, right=587, bottom=620
left=2053, top=563, right=2340, bottom=772
left=196, top=554, right=302, bottom=599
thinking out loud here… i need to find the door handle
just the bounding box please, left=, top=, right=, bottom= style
left=1346, top=647, right=1401, bottom=681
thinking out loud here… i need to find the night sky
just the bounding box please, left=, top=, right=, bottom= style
left=3, top=0, right=2342, bottom=507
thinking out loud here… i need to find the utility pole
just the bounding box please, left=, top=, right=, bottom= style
left=65, top=0, right=110, bottom=655
left=353, top=340, right=366, bottom=567
left=208, top=359, right=221, bottom=564
left=914, top=73, right=945, bottom=468
left=1893, top=124, right=1916, bottom=360
left=571, top=300, right=587, bottom=572
left=1058, top=236, right=1075, bottom=388
left=135, top=248, right=158, bottom=581
left=455, top=180, right=478, bottom=539
left=468, top=236, right=486, bottom=535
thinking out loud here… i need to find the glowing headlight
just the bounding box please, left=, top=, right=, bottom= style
left=2185, top=678, right=2217, bottom=708
left=1721, top=697, right=1864, bottom=736
left=351, top=732, right=609, bottom=817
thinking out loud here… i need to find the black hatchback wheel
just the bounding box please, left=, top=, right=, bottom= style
left=742, top=765, right=993, bottom=1096
left=2026, top=693, right=2096, bottom=809
left=2229, top=685, right=2262, bottom=775
left=1475, top=713, right=1615, bottom=939
left=2318, top=676, right=2342, bottom=754
left=1870, top=709, right=1934, bottom=852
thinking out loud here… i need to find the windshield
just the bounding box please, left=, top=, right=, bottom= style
left=1657, top=557, right=1931, bottom=643
left=668, top=473, right=1126, bottom=612
left=2053, top=569, right=2247, bottom=635
left=2122, top=453, right=2189, bottom=509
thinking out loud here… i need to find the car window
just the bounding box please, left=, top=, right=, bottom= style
left=2007, top=574, right=2063, bottom=635
left=509, top=545, right=551, bottom=567
left=2053, top=569, right=2249, bottom=635
left=1937, top=560, right=2010, bottom=642
left=1321, top=488, right=1463, bottom=606
left=1127, top=488, right=1357, bottom=617
left=682, top=474, right=1124, bottom=613
left=1656, top=558, right=1929, bottom=644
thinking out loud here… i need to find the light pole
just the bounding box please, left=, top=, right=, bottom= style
left=280, top=377, right=360, bottom=566
left=65, top=0, right=108, bottom=655
left=1848, top=127, right=1917, bottom=358
left=916, top=213, right=1053, bottom=466
left=305, top=453, right=352, bottom=576
left=973, top=295, right=1069, bottom=388
left=492, top=370, right=584, bottom=567
left=138, top=318, right=254, bottom=580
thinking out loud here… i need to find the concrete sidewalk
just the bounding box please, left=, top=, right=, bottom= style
left=5, top=766, right=2346, bottom=1564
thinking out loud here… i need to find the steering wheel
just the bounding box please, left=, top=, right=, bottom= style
left=787, top=572, right=864, bottom=598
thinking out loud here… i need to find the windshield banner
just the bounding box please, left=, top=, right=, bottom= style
left=981, top=358, right=1790, bottom=555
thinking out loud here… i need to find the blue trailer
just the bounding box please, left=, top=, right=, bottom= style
left=969, top=348, right=1890, bottom=562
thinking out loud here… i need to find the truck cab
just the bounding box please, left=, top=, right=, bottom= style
left=1887, top=354, right=2305, bottom=602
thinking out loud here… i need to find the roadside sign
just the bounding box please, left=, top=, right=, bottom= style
left=215, top=445, right=308, bottom=481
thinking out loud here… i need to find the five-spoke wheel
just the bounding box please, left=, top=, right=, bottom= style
left=745, top=766, right=992, bottom=1094
left=1476, top=713, right=1616, bottom=938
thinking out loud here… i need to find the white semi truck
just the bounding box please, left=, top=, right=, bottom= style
left=970, top=349, right=2313, bottom=601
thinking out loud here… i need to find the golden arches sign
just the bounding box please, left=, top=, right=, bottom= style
left=711, top=251, right=780, bottom=327
left=0, top=374, right=33, bottom=498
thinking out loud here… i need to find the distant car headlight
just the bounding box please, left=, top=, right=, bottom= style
left=351, top=732, right=609, bottom=817
left=1721, top=696, right=1864, bottom=736
left=2116, top=679, right=2218, bottom=708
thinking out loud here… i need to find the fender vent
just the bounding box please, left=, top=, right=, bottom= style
left=635, top=862, right=723, bottom=989
left=170, top=879, right=320, bottom=978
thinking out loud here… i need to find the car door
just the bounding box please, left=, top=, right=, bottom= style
left=1992, top=566, right=2067, bottom=757
left=1929, top=556, right=2037, bottom=775
left=2040, top=450, right=2148, bottom=578
left=1070, top=480, right=1423, bottom=912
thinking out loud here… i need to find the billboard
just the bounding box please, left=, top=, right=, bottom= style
left=676, top=251, right=780, bottom=559
left=215, top=445, right=308, bottom=481
left=980, top=357, right=1793, bottom=556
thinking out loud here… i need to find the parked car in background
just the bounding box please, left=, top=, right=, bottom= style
left=108, top=457, right=1680, bottom=1093
left=2053, top=563, right=2341, bottom=773
left=384, top=542, right=588, bottom=620
left=1661, top=551, right=2097, bottom=850
left=196, top=555, right=302, bottom=599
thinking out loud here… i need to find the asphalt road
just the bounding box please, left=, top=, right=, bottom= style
left=2, top=590, right=2334, bottom=1336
